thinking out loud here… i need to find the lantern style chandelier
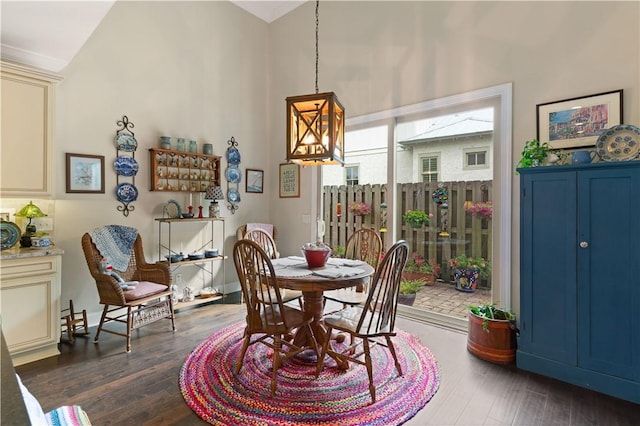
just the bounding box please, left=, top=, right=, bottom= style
left=286, top=0, right=345, bottom=166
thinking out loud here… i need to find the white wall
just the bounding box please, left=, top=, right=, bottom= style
left=26, top=0, right=637, bottom=323
left=268, top=1, right=639, bottom=310
left=53, top=1, right=272, bottom=321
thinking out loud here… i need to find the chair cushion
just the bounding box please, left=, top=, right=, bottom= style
left=123, top=281, right=168, bottom=301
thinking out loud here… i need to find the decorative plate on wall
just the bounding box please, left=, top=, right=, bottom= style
left=227, top=188, right=241, bottom=203
left=115, top=182, right=138, bottom=204
left=114, top=156, right=139, bottom=177
left=115, top=133, right=138, bottom=152
left=225, top=165, right=241, bottom=184
left=226, top=147, right=241, bottom=165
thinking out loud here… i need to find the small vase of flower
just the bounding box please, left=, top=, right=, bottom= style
left=348, top=202, right=372, bottom=216
left=449, top=254, right=491, bottom=293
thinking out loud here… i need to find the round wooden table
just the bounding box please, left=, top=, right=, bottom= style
left=273, top=260, right=374, bottom=369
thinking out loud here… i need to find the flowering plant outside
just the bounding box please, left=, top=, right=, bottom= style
left=464, top=201, right=493, bottom=220
left=449, top=254, right=491, bottom=279
left=348, top=202, right=372, bottom=216
left=404, top=252, right=435, bottom=274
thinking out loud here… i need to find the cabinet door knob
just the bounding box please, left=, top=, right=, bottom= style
left=579, top=241, right=589, bottom=248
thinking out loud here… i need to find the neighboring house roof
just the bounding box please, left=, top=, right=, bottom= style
left=398, top=110, right=493, bottom=145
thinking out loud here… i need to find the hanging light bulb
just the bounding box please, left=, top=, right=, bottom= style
left=286, top=0, right=345, bottom=166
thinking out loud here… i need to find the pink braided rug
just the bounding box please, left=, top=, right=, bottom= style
left=179, top=321, right=440, bottom=425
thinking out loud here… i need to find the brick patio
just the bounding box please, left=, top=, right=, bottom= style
left=410, top=279, right=491, bottom=319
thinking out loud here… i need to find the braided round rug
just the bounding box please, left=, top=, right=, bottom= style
left=179, top=321, right=440, bottom=425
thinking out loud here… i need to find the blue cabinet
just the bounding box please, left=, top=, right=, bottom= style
left=518, top=162, right=640, bottom=404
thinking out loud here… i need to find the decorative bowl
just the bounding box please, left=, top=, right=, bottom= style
left=181, top=213, right=194, bottom=219
left=205, top=249, right=219, bottom=258
left=188, top=252, right=205, bottom=260
left=301, top=243, right=332, bottom=268
left=165, top=253, right=183, bottom=263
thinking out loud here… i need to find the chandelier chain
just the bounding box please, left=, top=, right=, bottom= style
left=315, top=0, right=319, bottom=94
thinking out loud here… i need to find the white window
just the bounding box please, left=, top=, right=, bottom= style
left=421, top=156, right=439, bottom=182
left=345, top=165, right=359, bottom=185
left=464, top=147, right=489, bottom=170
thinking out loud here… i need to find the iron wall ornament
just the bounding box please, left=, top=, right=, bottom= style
left=114, top=115, right=137, bottom=217
left=225, top=136, right=240, bottom=214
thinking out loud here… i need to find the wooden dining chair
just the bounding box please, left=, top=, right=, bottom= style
left=81, top=227, right=175, bottom=353
left=316, top=239, right=409, bottom=404
left=243, top=228, right=303, bottom=308
left=323, top=228, right=383, bottom=309
left=233, top=239, right=318, bottom=396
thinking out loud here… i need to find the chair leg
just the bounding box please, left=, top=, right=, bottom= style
left=386, top=336, right=403, bottom=376
left=93, top=305, right=109, bottom=343
left=271, top=337, right=282, bottom=396
left=168, top=298, right=176, bottom=332
left=362, top=338, right=376, bottom=403
left=235, top=332, right=251, bottom=375
left=126, top=307, right=133, bottom=353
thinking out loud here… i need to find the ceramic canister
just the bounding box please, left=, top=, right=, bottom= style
left=160, top=136, right=171, bottom=149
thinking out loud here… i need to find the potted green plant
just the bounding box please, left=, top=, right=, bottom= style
left=402, top=252, right=436, bottom=285
left=516, top=138, right=551, bottom=169
left=448, top=254, right=491, bottom=293
left=398, top=279, right=423, bottom=306
left=467, top=302, right=517, bottom=364
left=402, top=210, right=432, bottom=228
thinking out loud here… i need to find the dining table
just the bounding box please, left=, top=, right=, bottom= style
left=270, top=256, right=375, bottom=369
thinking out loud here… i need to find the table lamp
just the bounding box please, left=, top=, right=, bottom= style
left=204, top=185, right=224, bottom=218
left=15, top=201, right=47, bottom=247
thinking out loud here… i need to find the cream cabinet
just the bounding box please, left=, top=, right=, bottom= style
left=0, top=61, right=62, bottom=198
left=0, top=250, right=63, bottom=366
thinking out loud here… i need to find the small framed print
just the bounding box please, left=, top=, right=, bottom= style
left=536, top=89, right=623, bottom=149
left=66, top=153, right=105, bottom=193
left=279, top=163, right=300, bottom=198
left=246, top=168, right=264, bottom=193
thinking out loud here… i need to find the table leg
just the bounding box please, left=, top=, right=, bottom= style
left=293, top=290, right=349, bottom=370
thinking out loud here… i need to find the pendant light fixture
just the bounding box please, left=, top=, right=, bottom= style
left=286, top=0, right=345, bottom=166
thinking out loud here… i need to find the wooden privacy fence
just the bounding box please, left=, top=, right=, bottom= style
left=322, top=180, right=493, bottom=287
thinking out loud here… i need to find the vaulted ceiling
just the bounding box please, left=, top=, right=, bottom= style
left=0, top=1, right=305, bottom=73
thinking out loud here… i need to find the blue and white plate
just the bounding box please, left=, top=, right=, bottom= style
left=225, top=165, right=241, bottom=183
left=226, top=147, right=241, bottom=165
left=115, top=182, right=138, bottom=203
left=596, top=124, right=640, bottom=162
left=0, top=221, right=21, bottom=250
left=114, top=156, right=139, bottom=177
left=115, top=133, right=138, bottom=152
left=165, top=200, right=181, bottom=218
left=227, top=188, right=241, bottom=203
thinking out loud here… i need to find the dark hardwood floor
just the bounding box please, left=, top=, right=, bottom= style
left=16, top=297, right=640, bottom=425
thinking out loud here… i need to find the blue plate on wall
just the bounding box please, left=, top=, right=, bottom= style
left=226, top=147, right=241, bottom=165
left=225, top=165, right=241, bottom=184
left=114, top=156, right=139, bottom=177
left=116, top=182, right=138, bottom=203
left=115, top=133, right=138, bottom=152
left=227, top=188, right=241, bottom=203
left=0, top=221, right=21, bottom=250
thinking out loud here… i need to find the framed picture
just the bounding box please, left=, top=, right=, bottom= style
left=279, top=163, right=300, bottom=198
left=536, top=89, right=623, bottom=149
left=246, top=169, right=264, bottom=193
left=66, top=153, right=105, bottom=193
